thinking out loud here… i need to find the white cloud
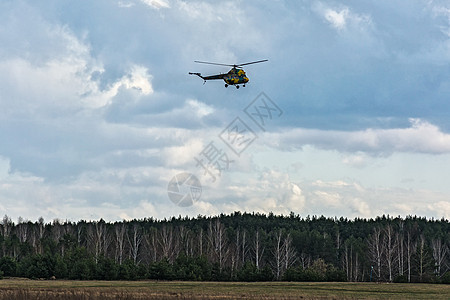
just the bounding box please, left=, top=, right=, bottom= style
left=272, top=119, right=450, bottom=155
left=85, top=65, right=153, bottom=107
left=314, top=191, right=341, bottom=207
left=163, top=137, right=204, bottom=167
left=118, top=1, right=135, bottom=8
left=211, top=170, right=306, bottom=215
left=313, top=2, right=372, bottom=31
left=177, top=1, right=241, bottom=23
left=428, top=201, right=450, bottom=219
left=1, top=0, right=449, bottom=222
left=325, top=8, right=348, bottom=30
left=342, top=153, right=369, bottom=168
left=349, top=198, right=372, bottom=217
left=186, top=99, right=215, bottom=118
left=140, top=0, right=170, bottom=9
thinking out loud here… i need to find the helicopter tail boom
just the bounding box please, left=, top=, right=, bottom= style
left=189, top=72, right=204, bottom=79
left=189, top=72, right=226, bottom=82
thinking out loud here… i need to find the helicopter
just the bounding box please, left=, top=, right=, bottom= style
left=189, top=59, right=268, bottom=89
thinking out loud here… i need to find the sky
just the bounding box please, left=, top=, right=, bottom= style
left=1, top=0, right=450, bottom=222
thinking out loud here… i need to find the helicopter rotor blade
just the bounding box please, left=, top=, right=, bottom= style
left=236, top=59, right=268, bottom=67
left=194, top=61, right=234, bottom=67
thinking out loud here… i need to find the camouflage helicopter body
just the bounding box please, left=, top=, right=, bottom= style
left=189, top=60, right=267, bottom=89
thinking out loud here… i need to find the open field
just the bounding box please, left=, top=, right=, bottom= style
left=0, top=279, right=448, bottom=299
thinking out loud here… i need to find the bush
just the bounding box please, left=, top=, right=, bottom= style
left=148, top=259, right=174, bottom=280
left=440, top=272, right=450, bottom=284
left=325, top=266, right=347, bottom=282
left=0, top=256, right=17, bottom=277
left=237, top=262, right=259, bottom=281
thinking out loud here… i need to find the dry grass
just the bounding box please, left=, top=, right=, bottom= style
left=0, top=279, right=448, bottom=299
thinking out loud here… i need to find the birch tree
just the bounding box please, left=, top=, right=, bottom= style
left=405, top=227, right=416, bottom=282
left=158, top=225, right=177, bottom=262
left=86, top=220, right=107, bottom=263
left=283, top=232, right=297, bottom=272
left=114, top=222, right=126, bottom=265
left=383, top=224, right=395, bottom=282
left=431, top=238, right=448, bottom=277
left=368, top=227, right=383, bottom=281
left=253, top=228, right=264, bottom=270
left=207, top=219, right=229, bottom=272
left=272, top=229, right=283, bottom=280
left=128, top=223, right=143, bottom=264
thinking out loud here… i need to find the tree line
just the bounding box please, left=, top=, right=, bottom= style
left=0, top=213, right=448, bottom=283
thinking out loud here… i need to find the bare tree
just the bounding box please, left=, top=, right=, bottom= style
left=283, top=232, right=297, bottom=272
left=16, top=217, right=28, bottom=243
left=37, top=217, right=45, bottom=254
left=405, top=226, right=417, bottom=283
left=177, top=225, right=192, bottom=257
left=272, top=229, right=283, bottom=280
left=431, top=238, right=448, bottom=277
left=368, top=227, right=383, bottom=281
left=396, top=221, right=405, bottom=277
left=184, top=228, right=194, bottom=257
left=77, top=223, right=84, bottom=247
left=207, top=219, right=229, bottom=272
left=417, top=234, right=428, bottom=282
left=1, top=215, right=12, bottom=238
left=395, top=232, right=404, bottom=277
left=102, top=226, right=112, bottom=258
left=159, top=225, right=176, bottom=262
left=51, top=219, right=65, bottom=256
left=335, top=227, right=341, bottom=263
left=253, top=228, right=265, bottom=270
left=230, top=228, right=240, bottom=276
left=128, top=223, right=143, bottom=264
left=342, top=242, right=351, bottom=281
left=383, top=224, right=395, bottom=282
left=197, top=227, right=204, bottom=257
left=299, top=252, right=311, bottom=269
left=145, top=227, right=158, bottom=263
left=86, top=220, right=107, bottom=263
left=114, top=222, right=126, bottom=265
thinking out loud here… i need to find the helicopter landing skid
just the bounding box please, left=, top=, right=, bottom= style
left=225, top=84, right=245, bottom=89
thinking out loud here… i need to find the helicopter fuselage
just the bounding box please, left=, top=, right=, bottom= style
left=189, top=59, right=266, bottom=88
left=224, top=68, right=249, bottom=85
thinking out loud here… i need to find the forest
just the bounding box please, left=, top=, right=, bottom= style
left=0, top=213, right=448, bottom=283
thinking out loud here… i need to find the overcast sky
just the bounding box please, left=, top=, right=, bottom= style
left=1, top=0, right=450, bottom=222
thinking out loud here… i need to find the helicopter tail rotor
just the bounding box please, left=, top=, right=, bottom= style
left=189, top=72, right=206, bottom=84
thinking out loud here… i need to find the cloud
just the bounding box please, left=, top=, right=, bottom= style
left=299, top=179, right=450, bottom=219
left=271, top=118, right=450, bottom=155
left=350, top=198, right=372, bottom=217
left=428, top=201, right=450, bottom=219
left=342, top=153, right=369, bottom=168
left=312, top=2, right=372, bottom=31
left=140, top=0, right=170, bottom=9
left=1, top=0, right=450, bottom=222
left=186, top=99, right=215, bottom=118
left=325, top=8, right=348, bottom=29
left=163, top=137, right=204, bottom=167
left=210, top=170, right=306, bottom=215
left=314, top=191, right=342, bottom=207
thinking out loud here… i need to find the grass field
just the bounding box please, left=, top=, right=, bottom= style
left=0, top=279, right=448, bottom=299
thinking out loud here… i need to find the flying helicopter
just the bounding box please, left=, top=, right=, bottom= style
left=189, top=59, right=268, bottom=89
